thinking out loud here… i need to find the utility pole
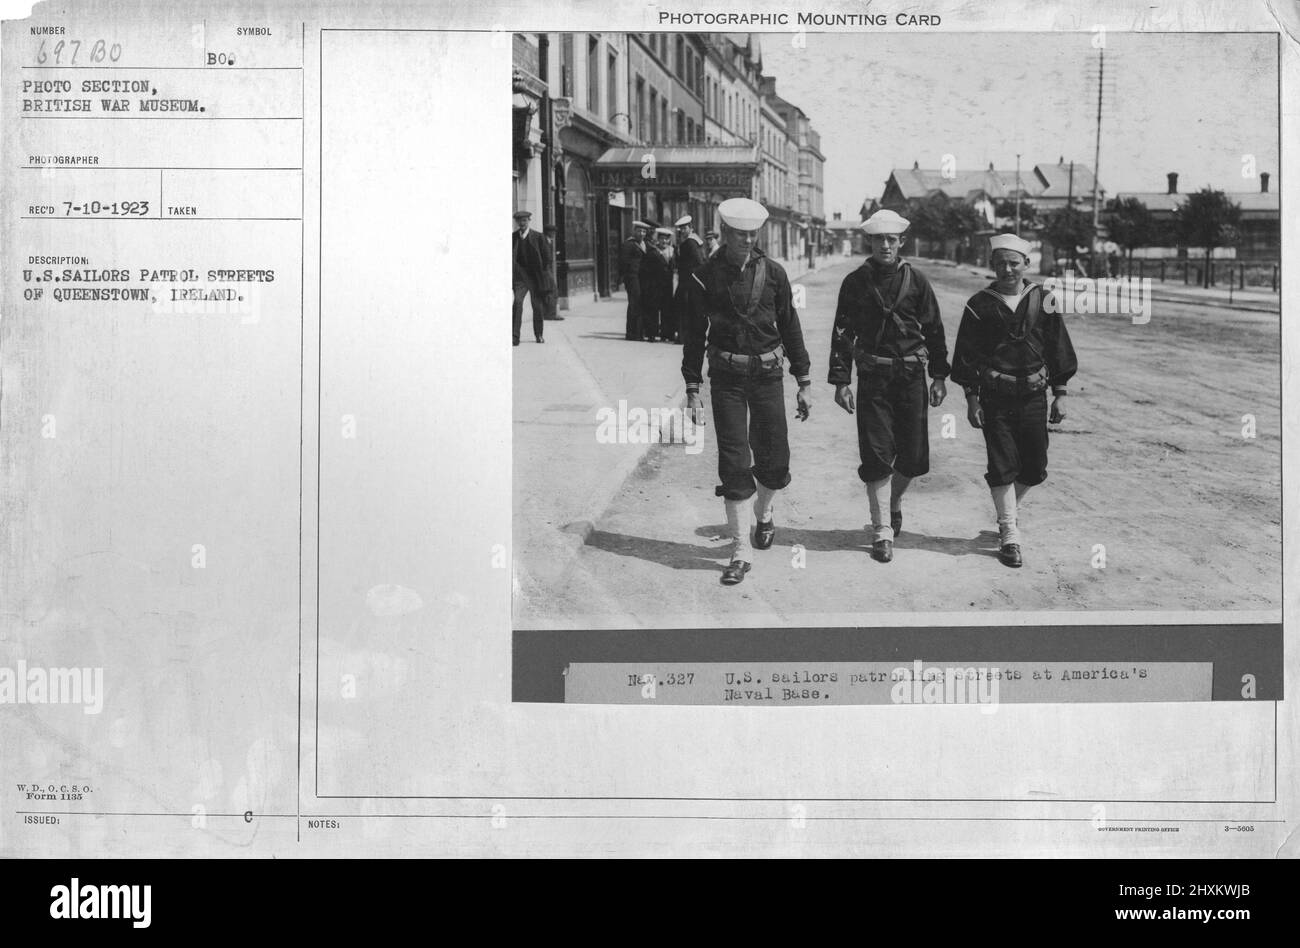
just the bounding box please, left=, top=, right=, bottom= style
left=1067, top=160, right=1075, bottom=270
left=1091, top=46, right=1103, bottom=234
left=1014, top=153, right=1021, bottom=232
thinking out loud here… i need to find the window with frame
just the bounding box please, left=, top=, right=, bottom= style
left=607, top=49, right=618, bottom=122
left=635, top=75, right=646, bottom=141
left=560, top=34, right=573, bottom=98
left=587, top=35, right=599, bottom=113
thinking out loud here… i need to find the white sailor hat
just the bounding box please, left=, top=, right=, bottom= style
left=717, top=197, right=769, bottom=231
left=674, top=214, right=693, bottom=227
left=632, top=220, right=651, bottom=230
left=860, top=209, right=909, bottom=235
left=988, top=233, right=1032, bottom=260
left=655, top=227, right=674, bottom=237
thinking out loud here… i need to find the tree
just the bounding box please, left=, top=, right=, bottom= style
left=1103, top=196, right=1154, bottom=264
left=944, top=200, right=987, bottom=238
left=1173, top=188, right=1242, bottom=287
left=902, top=194, right=950, bottom=257
left=994, top=198, right=1038, bottom=231
left=1041, top=205, right=1094, bottom=270
left=943, top=201, right=990, bottom=264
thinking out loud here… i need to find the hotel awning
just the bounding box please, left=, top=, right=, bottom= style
left=592, top=146, right=760, bottom=194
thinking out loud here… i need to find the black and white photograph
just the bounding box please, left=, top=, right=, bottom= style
left=1, top=0, right=1295, bottom=869
left=512, top=29, right=1282, bottom=629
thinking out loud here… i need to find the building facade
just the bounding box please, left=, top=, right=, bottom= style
left=1112, top=170, right=1280, bottom=262
left=515, top=32, right=828, bottom=302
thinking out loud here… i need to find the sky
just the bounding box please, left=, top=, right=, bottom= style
left=760, top=31, right=1280, bottom=220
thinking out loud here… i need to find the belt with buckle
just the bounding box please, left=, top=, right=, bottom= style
left=983, top=366, right=1047, bottom=393
left=865, top=352, right=926, bottom=366
left=709, top=345, right=784, bottom=369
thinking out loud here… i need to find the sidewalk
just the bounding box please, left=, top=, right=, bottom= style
left=512, top=254, right=854, bottom=615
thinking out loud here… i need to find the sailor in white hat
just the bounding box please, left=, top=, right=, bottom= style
left=859, top=208, right=910, bottom=235
left=951, top=233, right=1078, bottom=568
left=671, top=215, right=707, bottom=343
left=828, top=208, right=950, bottom=562
left=619, top=221, right=652, bottom=340
left=681, top=197, right=814, bottom=586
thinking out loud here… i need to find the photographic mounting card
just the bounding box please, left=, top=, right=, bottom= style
left=0, top=0, right=1295, bottom=858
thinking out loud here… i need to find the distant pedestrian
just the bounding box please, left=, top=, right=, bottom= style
left=512, top=210, right=554, bottom=345
left=640, top=227, right=675, bottom=341
left=704, top=229, right=720, bottom=258
left=619, top=220, right=650, bottom=340
left=671, top=215, right=706, bottom=344
left=951, top=233, right=1078, bottom=568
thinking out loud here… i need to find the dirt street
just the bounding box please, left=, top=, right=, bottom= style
left=516, top=258, right=1281, bottom=627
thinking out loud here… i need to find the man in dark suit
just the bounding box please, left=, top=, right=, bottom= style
left=671, top=215, right=706, bottom=343
left=512, top=210, right=554, bottom=345
left=619, top=220, right=649, bottom=340
left=640, top=227, right=675, bottom=342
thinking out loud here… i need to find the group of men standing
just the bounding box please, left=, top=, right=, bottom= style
left=620, top=216, right=719, bottom=343
left=681, top=199, right=1078, bottom=586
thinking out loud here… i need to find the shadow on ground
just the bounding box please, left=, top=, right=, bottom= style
left=564, top=520, right=1004, bottom=572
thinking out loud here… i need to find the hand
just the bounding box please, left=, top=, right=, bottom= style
left=834, top=384, right=855, bottom=414
left=966, top=394, right=984, bottom=429
left=929, top=378, right=947, bottom=407
left=1049, top=395, right=1066, bottom=424
left=796, top=386, right=812, bottom=422
left=687, top=391, right=707, bottom=426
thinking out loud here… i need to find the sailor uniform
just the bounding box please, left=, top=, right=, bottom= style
left=951, top=279, right=1077, bottom=488
left=829, top=257, right=949, bottom=483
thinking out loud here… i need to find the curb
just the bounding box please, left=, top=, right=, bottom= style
left=1147, top=294, right=1279, bottom=314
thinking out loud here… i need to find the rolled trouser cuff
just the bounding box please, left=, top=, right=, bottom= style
left=715, top=482, right=757, bottom=501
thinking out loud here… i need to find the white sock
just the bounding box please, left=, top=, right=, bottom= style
left=890, top=472, right=912, bottom=513
left=991, top=483, right=1020, bottom=546
left=754, top=484, right=778, bottom=523
left=725, top=498, right=754, bottom=561
left=866, top=477, right=893, bottom=543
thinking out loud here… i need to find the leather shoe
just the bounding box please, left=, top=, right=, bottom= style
left=535, top=335, right=545, bottom=343
left=720, top=559, right=751, bottom=585
left=753, top=518, right=775, bottom=550
left=999, top=543, right=1022, bottom=568
left=890, top=511, right=903, bottom=536
left=871, top=539, right=893, bottom=563
left=512, top=339, right=520, bottom=347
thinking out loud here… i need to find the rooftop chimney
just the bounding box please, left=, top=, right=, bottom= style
left=1261, top=172, right=1270, bottom=193
left=1166, top=172, right=1178, bottom=195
